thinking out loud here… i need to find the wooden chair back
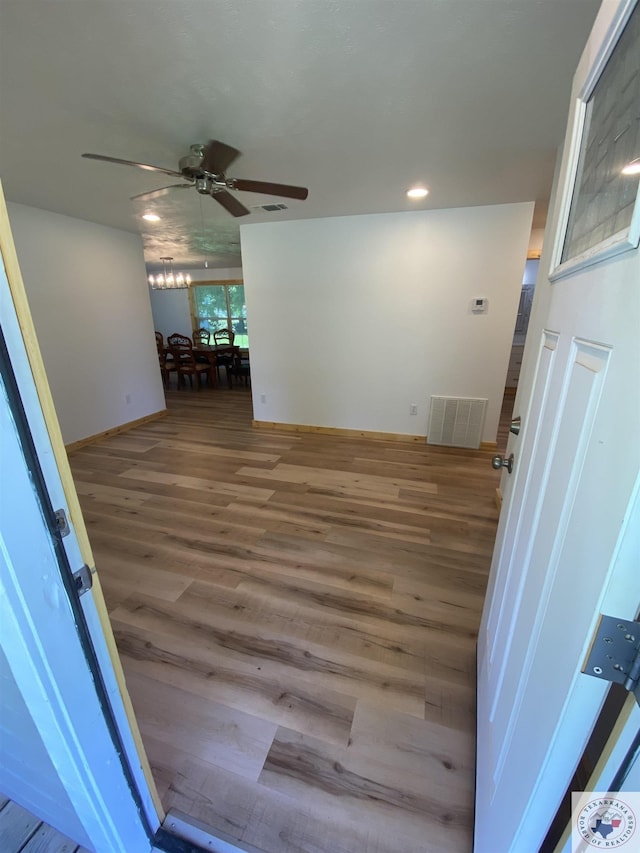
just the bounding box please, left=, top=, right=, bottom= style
left=167, top=333, right=192, bottom=349
left=168, top=339, right=211, bottom=390
left=193, top=328, right=210, bottom=346
left=213, top=328, right=235, bottom=347
left=166, top=333, right=193, bottom=368
left=155, top=332, right=178, bottom=386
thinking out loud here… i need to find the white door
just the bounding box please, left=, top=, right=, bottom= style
left=475, top=1, right=640, bottom=851
left=0, top=183, right=161, bottom=851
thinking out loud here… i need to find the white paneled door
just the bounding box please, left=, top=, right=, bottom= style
left=0, top=181, right=161, bottom=851
left=475, top=1, right=640, bottom=851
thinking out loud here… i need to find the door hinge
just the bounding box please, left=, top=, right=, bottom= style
left=73, top=564, right=93, bottom=597
left=55, top=508, right=70, bottom=537
left=584, top=614, right=640, bottom=706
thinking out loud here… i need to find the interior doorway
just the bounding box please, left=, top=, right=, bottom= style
left=497, top=255, right=540, bottom=451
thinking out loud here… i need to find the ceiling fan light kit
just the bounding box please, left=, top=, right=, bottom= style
left=82, top=139, right=309, bottom=218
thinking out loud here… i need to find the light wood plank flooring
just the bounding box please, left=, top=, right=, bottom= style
left=69, top=389, right=503, bottom=853
left=0, top=795, right=88, bottom=853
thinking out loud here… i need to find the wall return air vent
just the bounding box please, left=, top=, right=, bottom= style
left=427, top=396, right=487, bottom=449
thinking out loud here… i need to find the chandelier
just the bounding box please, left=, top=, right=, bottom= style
left=148, top=257, right=191, bottom=290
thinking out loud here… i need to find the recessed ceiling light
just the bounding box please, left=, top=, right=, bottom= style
left=621, top=159, right=640, bottom=176
left=142, top=213, right=161, bottom=222
left=407, top=186, right=429, bottom=199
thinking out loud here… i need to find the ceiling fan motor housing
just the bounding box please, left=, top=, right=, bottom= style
left=179, top=144, right=206, bottom=178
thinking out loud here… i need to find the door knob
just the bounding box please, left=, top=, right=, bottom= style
left=492, top=453, right=514, bottom=474
left=510, top=416, right=521, bottom=436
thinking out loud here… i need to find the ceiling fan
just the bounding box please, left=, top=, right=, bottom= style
left=82, top=139, right=308, bottom=218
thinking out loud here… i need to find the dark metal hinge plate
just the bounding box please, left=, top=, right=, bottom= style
left=73, top=564, right=93, bottom=597
left=55, top=508, right=70, bottom=537
left=584, top=614, right=640, bottom=706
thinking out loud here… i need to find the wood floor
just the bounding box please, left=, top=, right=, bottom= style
left=0, top=794, right=89, bottom=853
left=69, top=389, right=504, bottom=853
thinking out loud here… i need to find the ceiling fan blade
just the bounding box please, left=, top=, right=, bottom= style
left=130, top=184, right=192, bottom=201
left=82, top=152, right=185, bottom=180
left=230, top=178, right=308, bottom=200
left=201, top=140, right=241, bottom=175
left=211, top=189, right=251, bottom=218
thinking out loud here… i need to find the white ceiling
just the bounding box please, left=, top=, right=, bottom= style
left=0, top=0, right=601, bottom=271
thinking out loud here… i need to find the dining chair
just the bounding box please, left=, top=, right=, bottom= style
left=155, top=331, right=177, bottom=387
left=228, top=351, right=251, bottom=388
left=193, top=327, right=210, bottom=346
left=213, top=328, right=235, bottom=347
left=212, top=328, right=236, bottom=383
left=166, top=333, right=193, bottom=366
left=168, top=334, right=211, bottom=390
left=192, top=327, right=212, bottom=367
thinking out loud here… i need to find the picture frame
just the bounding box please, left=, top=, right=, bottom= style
left=549, top=0, right=640, bottom=280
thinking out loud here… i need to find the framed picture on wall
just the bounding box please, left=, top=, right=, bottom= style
left=550, top=0, right=640, bottom=279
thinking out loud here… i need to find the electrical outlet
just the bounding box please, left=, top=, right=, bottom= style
left=410, top=404, right=418, bottom=416
left=260, top=393, right=267, bottom=404
left=125, top=393, right=132, bottom=405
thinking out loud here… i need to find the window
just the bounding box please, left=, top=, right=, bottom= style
left=190, top=281, right=248, bottom=348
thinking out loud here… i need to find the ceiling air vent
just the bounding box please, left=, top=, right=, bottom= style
left=253, top=203, right=288, bottom=212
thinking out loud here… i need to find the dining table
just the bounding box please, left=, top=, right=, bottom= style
left=191, top=344, right=242, bottom=388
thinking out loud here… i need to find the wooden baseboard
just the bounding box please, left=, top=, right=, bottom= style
left=495, top=488, right=503, bottom=511
left=65, top=409, right=167, bottom=454
left=252, top=419, right=425, bottom=444
left=253, top=420, right=500, bottom=449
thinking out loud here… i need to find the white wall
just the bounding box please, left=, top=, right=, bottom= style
left=241, top=203, right=533, bottom=442
left=149, top=266, right=243, bottom=340
left=7, top=203, right=165, bottom=444
left=528, top=228, right=545, bottom=258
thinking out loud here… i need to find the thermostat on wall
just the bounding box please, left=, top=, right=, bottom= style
left=472, top=297, right=488, bottom=313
